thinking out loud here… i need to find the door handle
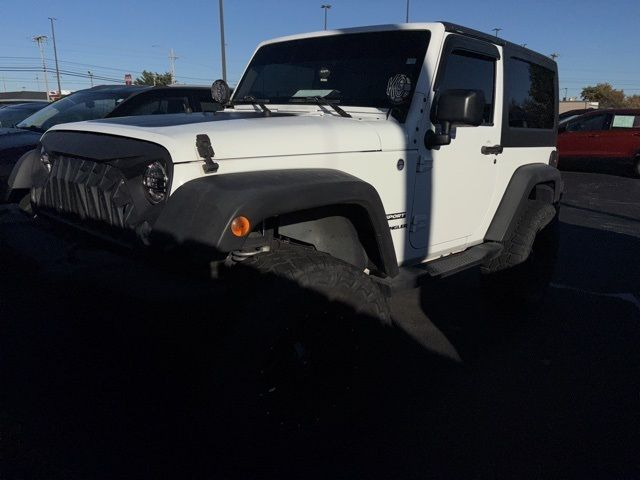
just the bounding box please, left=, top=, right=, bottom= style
left=587, top=134, right=600, bottom=138
left=481, top=145, right=503, bottom=155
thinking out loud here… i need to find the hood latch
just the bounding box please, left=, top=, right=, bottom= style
left=196, top=134, right=219, bottom=173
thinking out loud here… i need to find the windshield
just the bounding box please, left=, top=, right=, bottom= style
left=234, top=30, right=430, bottom=110
left=16, top=89, right=136, bottom=132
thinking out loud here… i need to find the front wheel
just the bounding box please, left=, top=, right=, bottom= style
left=633, top=154, right=640, bottom=178
left=212, top=241, right=391, bottom=432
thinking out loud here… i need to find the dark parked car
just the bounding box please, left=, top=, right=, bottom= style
left=0, top=102, right=48, bottom=128
left=557, top=108, right=640, bottom=177
left=0, top=85, right=215, bottom=201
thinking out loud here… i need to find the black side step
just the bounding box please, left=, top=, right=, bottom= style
left=388, top=242, right=503, bottom=291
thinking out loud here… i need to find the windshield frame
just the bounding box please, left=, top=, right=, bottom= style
left=233, top=29, right=431, bottom=120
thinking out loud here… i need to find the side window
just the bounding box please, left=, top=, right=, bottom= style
left=437, top=50, right=495, bottom=124
left=506, top=58, right=555, bottom=129
left=190, top=90, right=224, bottom=113
left=124, top=95, right=191, bottom=116
left=611, top=114, right=640, bottom=129
left=566, top=114, right=609, bottom=132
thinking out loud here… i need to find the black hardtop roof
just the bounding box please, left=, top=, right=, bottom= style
left=440, top=22, right=557, bottom=72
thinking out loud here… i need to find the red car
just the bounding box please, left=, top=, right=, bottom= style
left=557, top=108, right=640, bottom=177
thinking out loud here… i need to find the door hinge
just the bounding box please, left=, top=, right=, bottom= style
left=410, top=214, right=428, bottom=232
left=416, top=155, right=430, bottom=173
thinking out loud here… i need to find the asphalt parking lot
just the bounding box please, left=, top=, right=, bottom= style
left=1, top=170, right=639, bottom=479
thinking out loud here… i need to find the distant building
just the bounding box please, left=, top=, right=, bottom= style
left=0, top=91, right=49, bottom=104
left=559, top=100, right=599, bottom=114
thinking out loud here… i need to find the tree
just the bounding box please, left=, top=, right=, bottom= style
left=134, top=70, right=172, bottom=86
left=625, top=95, right=640, bottom=108
left=581, top=83, right=625, bottom=108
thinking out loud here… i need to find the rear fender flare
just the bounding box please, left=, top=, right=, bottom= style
left=485, top=163, right=563, bottom=243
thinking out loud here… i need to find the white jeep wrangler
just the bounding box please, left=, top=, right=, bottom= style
left=11, top=22, right=562, bottom=322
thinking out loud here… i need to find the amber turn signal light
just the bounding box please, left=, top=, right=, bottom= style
left=230, top=216, right=251, bottom=237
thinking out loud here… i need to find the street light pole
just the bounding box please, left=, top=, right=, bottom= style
left=321, top=4, right=331, bottom=30
left=406, top=0, right=410, bottom=22
left=49, top=17, right=62, bottom=95
left=88, top=71, right=94, bottom=87
left=33, top=35, right=50, bottom=101
left=219, top=0, right=227, bottom=83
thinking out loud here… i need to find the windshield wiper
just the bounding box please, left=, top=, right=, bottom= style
left=289, top=96, right=351, bottom=118
left=233, top=95, right=272, bottom=116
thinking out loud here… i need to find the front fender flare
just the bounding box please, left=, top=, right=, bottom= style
left=5, top=148, right=47, bottom=202
left=152, top=169, right=399, bottom=277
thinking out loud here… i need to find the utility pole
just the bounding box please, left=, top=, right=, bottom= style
left=563, top=87, right=568, bottom=101
left=36, top=75, right=40, bottom=91
left=492, top=27, right=502, bottom=37
left=321, top=4, right=331, bottom=30
left=1, top=76, right=6, bottom=92
left=169, top=48, right=178, bottom=84
left=49, top=17, right=62, bottom=95
left=88, top=70, right=94, bottom=87
left=405, top=0, right=410, bottom=22
left=219, top=0, right=227, bottom=83
left=550, top=52, right=559, bottom=61
left=33, top=35, right=50, bottom=101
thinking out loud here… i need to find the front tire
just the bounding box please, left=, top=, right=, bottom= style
left=213, top=241, right=391, bottom=431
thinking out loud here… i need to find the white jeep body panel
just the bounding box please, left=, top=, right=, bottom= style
left=45, top=22, right=556, bottom=267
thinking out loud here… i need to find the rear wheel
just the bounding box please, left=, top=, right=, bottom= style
left=481, top=201, right=559, bottom=305
left=633, top=154, right=640, bottom=178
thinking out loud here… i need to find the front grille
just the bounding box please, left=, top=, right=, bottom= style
left=36, top=155, right=135, bottom=229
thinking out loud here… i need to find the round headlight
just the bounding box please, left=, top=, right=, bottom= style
left=40, top=146, right=51, bottom=172
left=143, top=161, right=168, bottom=204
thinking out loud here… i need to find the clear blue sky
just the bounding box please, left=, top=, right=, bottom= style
left=1, top=0, right=639, bottom=99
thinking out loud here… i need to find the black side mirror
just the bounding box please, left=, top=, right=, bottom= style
left=425, top=89, right=485, bottom=149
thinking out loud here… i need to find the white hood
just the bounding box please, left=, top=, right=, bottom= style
left=47, top=111, right=408, bottom=163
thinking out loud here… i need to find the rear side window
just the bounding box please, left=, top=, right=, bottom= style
left=566, top=113, right=610, bottom=132
left=506, top=58, right=555, bottom=129
left=126, top=96, right=191, bottom=115
left=437, top=50, right=496, bottom=124
left=611, top=114, right=640, bottom=128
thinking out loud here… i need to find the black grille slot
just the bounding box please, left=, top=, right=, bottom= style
left=37, top=156, right=135, bottom=229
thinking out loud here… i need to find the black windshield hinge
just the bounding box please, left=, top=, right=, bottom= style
left=196, top=134, right=219, bottom=173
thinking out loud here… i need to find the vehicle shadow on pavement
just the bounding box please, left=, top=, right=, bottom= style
left=0, top=222, right=639, bottom=480
left=417, top=221, right=640, bottom=480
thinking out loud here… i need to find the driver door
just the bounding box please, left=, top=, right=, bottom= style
left=410, top=35, right=500, bottom=256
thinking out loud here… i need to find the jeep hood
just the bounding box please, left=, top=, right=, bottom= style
left=45, top=111, right=408, bottom=162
